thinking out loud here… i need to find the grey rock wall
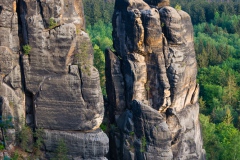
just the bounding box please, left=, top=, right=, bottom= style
left=0, top=0, right=108, bottom=159
left=0, top=0, right=24, bottom=149
left=106, top=0, right=205, bottom=159
left=43, top=129, right=108, bottom=159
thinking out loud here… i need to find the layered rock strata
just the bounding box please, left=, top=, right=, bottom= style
left=106, top=0, right=205, bottom=159
left=0, top=0, right=108, bottom=159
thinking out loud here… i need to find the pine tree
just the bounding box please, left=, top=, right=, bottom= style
left=197, top=48, right=209, bottom=68
left=223, top=107, right=233, bottom=124
left=222, top=73, right=238, bottom=106
left=53, top=139, right=68, bottom=160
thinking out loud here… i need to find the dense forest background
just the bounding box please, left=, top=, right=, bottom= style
left=82, top=0, right=240, bottom=159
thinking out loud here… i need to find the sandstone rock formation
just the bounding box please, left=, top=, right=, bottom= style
left=0, top=0, right=108, bottom=159
left=1, top=0, right=205, bottom=159
left=106, top=0, right=205, bottom=159
left=0, top=0, right=24, bottom=149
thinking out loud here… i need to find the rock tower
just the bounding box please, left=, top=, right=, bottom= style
left=106, top=0, right=205, bottom=159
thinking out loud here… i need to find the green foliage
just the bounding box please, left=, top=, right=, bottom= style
left=18, top=125, right=33, bottom=152
left=215, top=122, right=240, bottom=159
left=14, top=127, right=44, bottom=159
left=33, top=128, right=44, bottom=158
left=11, top=151, right=19, bottom=160
left=130, top=131, right=134, bottom=136
left=190, top=1, right=240, bottom=156
left=75, top=39, right=91, bottom=75
left=52, top=139, right=68, bottom=160
left=201, top=84, right=223, bottom=111
left=199, top=114, right=219, bottom=159
left=222, top=73, right=239, bottom=106
left=100, top=123, right=107, bottom=132
left=223, top=107, right=233, bottom=124
left=82, top=0, right=114, bottom=26
left=238, top=116, right=240, bottom=130
left=211, top=106, right=238, bottom=125
left=199, top=97, right=207, bottom=113
left=198, top=63, right=240, bottom=125
left=0, top=115, right=14, bottom=149
left=93, top=44, right=106, bottom=95
left=161, top=22, right=165, bottom=27
left=174, top=4, right=181, bottom=11
left=0, top=143, right=4, bottom=150
left=194, top=14, right=240, bottom=66
left=0, top=116, right=14, bottom=130
left=171, top=0, right=240, bottom=25
left=200, top=114, right=240, bottom=159
left=196, top=14, right=240, bottom=123
left=49, top=17, right=58, bottom=29
left=140, top=136, right=147, bottom=152
left=22, top=45, right=31, bottom=55
left=82, top=0, right=114, bottom=95
left=87, top=21, right=113, bottom=95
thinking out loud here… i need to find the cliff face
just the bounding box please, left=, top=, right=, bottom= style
left=106, top=0, right=205, bottom=159
left=1, top=0, right=205, bottom=159
left=0, top=0, right=108, bottom=159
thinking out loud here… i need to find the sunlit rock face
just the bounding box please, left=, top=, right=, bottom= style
left=0, top=0, right=108, bottom=159
left=106, top=0, right=205, bottom=159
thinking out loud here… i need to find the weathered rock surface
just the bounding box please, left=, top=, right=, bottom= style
left=106, top=0, right=205, bottom=159
left=43, top=129, right=109, bottom=159
left=1, top=0, right=205, bottom=159
left=0, top=0, right=108, bottom=159
left=19, top=0, right=104, bottom=131
left=21, top=0, right=107, bottom=158
left=0, top=0, right=24, bottom=148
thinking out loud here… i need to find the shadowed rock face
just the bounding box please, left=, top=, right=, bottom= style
left=0, top=0, right=108, bottom=159
left=106, top=0, right=205, bottom=159
left=0, top=0, right=24, bottom=149
left=143, top=0, right=170, bottom=8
